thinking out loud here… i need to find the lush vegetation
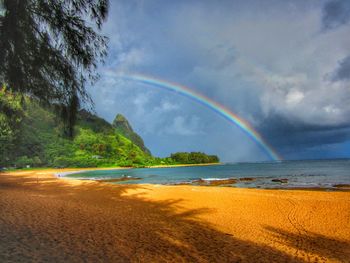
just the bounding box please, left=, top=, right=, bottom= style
left=0, top=89, right=24, bottom=164
left=0, top=90, right=220, bottom=168
left=0, top=94, right=151, bottom=168
left=170, top=152, right=219, bottom=164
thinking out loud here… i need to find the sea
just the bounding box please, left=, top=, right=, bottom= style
left=65, top=159, right=350, bottom=189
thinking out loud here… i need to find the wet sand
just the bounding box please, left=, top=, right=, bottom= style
left=1, top=169, right=349, bottom=262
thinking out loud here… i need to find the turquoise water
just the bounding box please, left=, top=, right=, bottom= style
left=66, top=159, right=350, bottom=189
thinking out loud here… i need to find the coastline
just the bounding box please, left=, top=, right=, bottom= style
left=1, top=169, right=349, bottom=262
left=50, top=162, right=222, bottom=180
left=2, top=162, right=221, bottom=176
left=144, top=162, right=222, bottom=168
left=53, top=165, right=350, bottom=192
left=52, top=167, right=132, bottom=178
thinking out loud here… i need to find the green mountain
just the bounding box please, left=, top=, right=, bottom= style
left=0, top=90, right=220, bottom=168
left=0, top=93, right=152, bottom=167
left=112, top=114, right=151, bottom=155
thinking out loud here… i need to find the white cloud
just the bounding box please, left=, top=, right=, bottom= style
left=286, top=90, right=305, bottom=105
left=323, top=105, right=340, bottom=114
left=163, top=115, right=202, bottom=136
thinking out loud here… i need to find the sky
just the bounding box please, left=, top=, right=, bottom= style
left=88, top=0, right=350, bottom=162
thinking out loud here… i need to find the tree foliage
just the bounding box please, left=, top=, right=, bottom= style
left=0, top=88, right=24, bottom=164
left=0, top=0, right=109, bottom=136
left=170, top=152, right=219, bottom=164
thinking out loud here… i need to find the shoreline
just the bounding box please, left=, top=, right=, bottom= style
left=50, top=163, right=221, bottom=180
left=52, top=167, right=350, bottom=192
left=2, top=162, right=221, bottom=175
left=1, top=169, right=349, bottom=261
left=53, top=167, right=132, bottom=178
left=5, top=167, right=349, bottom=193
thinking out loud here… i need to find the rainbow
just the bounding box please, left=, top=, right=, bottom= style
left=121, top=73, right=282, bottom=161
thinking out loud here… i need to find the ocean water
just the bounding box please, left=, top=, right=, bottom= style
left=66, top=159, right=350, bottom=189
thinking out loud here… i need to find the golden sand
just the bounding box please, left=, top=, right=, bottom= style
left=0, top=169, right=349, bottom=262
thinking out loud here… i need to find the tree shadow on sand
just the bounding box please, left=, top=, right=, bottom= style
left=265, top=226, right=350, bottom=262
left=0, top=172, right=305, bottom=262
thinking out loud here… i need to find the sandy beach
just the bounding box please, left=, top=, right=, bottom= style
left=1, top=169, right=350, bottom=262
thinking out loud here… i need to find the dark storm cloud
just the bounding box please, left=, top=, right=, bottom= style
left=259, top=113, right=350, bottom=149
left=332, top=55, right=350, bottom=81
left=322, top=0, right=350, bottom=30
left=91, top=0, right=350, bottom=161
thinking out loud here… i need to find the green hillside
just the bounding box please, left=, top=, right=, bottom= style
left=0, top=91, right=152, bottom=167
left=0, top=89, right=219, bottom=168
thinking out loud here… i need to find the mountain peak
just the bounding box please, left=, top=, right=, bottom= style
left=112, top=114, right=151, bottom=155
left=112, top=114, right=134, bottom=132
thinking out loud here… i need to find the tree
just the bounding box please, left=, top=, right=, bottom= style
left=0, top=88, right=24, bottom=166
left=0, top=0, right=109, bottom=136
left=170, top=152, right=220, bottom=164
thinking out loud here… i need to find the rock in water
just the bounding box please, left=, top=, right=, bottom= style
left=193, top=178, right=237, bottom=186
left=239, top=177, right=256, bottom=182
left=271, top=179, right=288, bottom=183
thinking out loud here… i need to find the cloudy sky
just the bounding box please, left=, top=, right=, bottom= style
left=88, top=0, right=350, bottom=162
